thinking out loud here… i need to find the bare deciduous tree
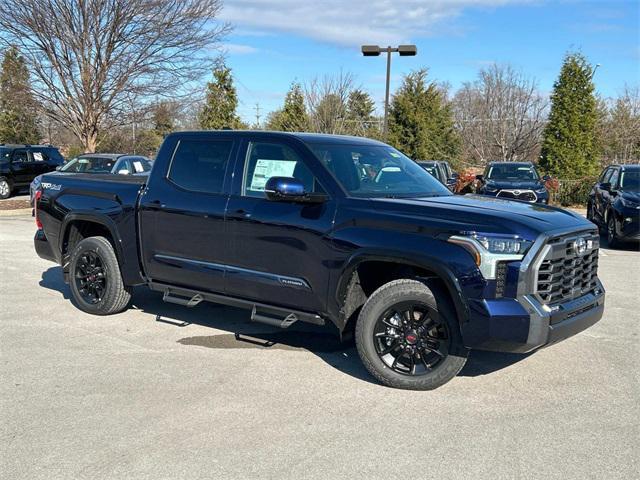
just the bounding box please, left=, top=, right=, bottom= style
left=453, top=64, right=547, bottom=164
left=304, top=71, right=356, bottom=134
left=0, top=0, right=229, bottom=151
left=599, top=85, right=640, bottom=165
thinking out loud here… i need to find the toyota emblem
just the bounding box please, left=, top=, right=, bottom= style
left=574, top=237, right=587, bottom=255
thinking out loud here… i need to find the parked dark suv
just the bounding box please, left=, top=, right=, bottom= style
left=476, top=162, right=549, bottom=204
left=0, top=144, right=64, bottom=199
left=417, top=161, right=457, bottom=191
left=587, top=164, right=640, bottom=247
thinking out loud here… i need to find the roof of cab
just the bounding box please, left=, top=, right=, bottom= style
left=167, top=130, right=387, bottom=146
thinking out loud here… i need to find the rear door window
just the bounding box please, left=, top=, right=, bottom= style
left=168, top=139, right=234, bottom=194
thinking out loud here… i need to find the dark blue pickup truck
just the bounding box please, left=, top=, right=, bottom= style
left=34, top=131, right=605, bottom=390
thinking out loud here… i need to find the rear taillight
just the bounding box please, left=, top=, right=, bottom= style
left=34, top=190, right=43, bottom=229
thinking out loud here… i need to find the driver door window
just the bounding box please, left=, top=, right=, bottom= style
left=11, top=149, right=28, bottom=163
left=241, top=141, right=321, bottom=198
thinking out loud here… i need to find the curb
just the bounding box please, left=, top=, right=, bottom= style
left=0, top=208, right=32, bottom=217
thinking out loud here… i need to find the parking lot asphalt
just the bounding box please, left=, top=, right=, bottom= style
left=1, top=215, right=638, bottom=480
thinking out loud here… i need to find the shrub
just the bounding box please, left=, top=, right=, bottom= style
left=549, top=176, right=597, bottom=206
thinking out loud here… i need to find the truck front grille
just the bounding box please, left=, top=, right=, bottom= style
left=496, top=189, right=537, bottom=202
left=535, top=233, right=600, bottom=304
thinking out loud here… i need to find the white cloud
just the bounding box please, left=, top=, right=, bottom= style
left=223, top=43, right=260, bottom=54
left=219, top=1, right=531, bottom=47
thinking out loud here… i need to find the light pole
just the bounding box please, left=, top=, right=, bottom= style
left=590, top=63, right=601, bottom=80
left=362, top=44, right=417, bottom=139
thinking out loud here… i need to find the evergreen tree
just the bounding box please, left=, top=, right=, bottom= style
left=266, top=82, right=309, bottom=132
left=199, top=63, right=243, bottom=130
left=388, top=69, right=459, bottom=161
left=346, top=89, right=377, bottom=137
left=0, top=46, right=40, bottom=144
left=153, top=101, right=174, bottom=137
left=540, top=52, right=600, bottom=178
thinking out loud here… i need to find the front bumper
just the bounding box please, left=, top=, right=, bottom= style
left=619, top=210, right=640, bottom=241
left=462, top=225, right=604, bottom=353
left=463, top=286, right=605, bottom=353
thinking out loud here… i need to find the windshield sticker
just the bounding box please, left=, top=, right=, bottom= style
left=389, top=152, right=401, bottom=158
left=32, top=152, right=44, bottom=161
left=249, top=159, right=297, bottom=191
left=133, top=161, right=143, bottom=173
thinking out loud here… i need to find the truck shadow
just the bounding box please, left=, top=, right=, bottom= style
left=39, top=266, right=532, bottom=384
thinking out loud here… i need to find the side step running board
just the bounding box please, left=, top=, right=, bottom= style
left=162, top=290, right=204, bottom=307
left=251, top=306, right=298, bottom=329
left=149, top=281, right=325, bottom=327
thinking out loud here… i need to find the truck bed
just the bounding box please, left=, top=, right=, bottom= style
left=36, top=172, right=148, bottom=285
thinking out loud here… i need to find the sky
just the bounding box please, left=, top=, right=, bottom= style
left=215, top=0, right=640, bottom=124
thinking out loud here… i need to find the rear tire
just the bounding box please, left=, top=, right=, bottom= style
left=68, top=236, right=131, bottom=315
left=355, top=279, right=468, bottom=390
left=0, top=177, right=11, bottom=199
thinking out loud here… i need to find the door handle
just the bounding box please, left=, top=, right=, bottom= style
left=231, top=208, right=251, bottom=219
left=148, top=199, right=166, bottom=209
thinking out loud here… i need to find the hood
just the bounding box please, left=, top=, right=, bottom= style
left=484, top=179, right=544, bottom=190
left=367, top=194, right=592, bottom=241
left=620, top=191, right=640, bottom=203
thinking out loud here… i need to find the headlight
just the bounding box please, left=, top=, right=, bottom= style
left=448, top=234, right=533, bottom=279
left=534, top=187, right=546, bottom=194
left=484, top=184, right=498, bottom=193
left=621, top=198, right=640, bottom=209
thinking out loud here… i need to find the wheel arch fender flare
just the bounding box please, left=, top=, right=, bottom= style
left=60, top=212, right=125, bottom=267
left=334, top=249, right=470, bottom=330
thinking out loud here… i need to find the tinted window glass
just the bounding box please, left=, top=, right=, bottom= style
left=169, top=140, right=233, bottom=194
left=486, top=164, right=539, bottom=181
left=242, top=141, right=320, bottom=198
left=602, top=168, right=614, bottom=184
left=309, top=144, right=450, bottom=198
left=31, top=147, right=64, bottom=165
left=609, top=169, right=620, bottom=188
left=61, top=157, right=116, bottom=173
left=620, top=171, right=640, bottom=191
left=12, top=149, right=28, bottom=162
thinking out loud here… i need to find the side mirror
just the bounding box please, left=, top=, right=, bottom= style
left=475, top=174, right=484, bottom=182
left=451, top=172, right=459, bottom=179
left=55, top=166, right=61, bottom=171
left=543, top=175, right=551, bottom=182
left=601, top=182, right=611, bottom=192
left=446, top=177, right=457, bottom=187
left=265, top=176, right=327, bottom=203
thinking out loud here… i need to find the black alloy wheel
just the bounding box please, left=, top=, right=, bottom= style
left=74, top=250, right=107, bottom=304
left=374, top=301, right=449, bottom=376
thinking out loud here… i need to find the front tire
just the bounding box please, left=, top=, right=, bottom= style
left=607, top=214, right=621, bottom=248
left=68, top=236, right=131, bottom=315
left=355, top=279, right=468, bottom=390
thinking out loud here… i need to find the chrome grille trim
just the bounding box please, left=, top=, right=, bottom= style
left=496, top=189, right=538, bottom=202
left=534, top=232, right=600, bottom=305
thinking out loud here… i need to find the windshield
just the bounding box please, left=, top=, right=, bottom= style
left=61, top=157, right=116, bottom=173
left=620, top=171, right=640, bottom=191
left=309, top=144, right=451, bottom=198
left=486, top=164, right=539, bottom=181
